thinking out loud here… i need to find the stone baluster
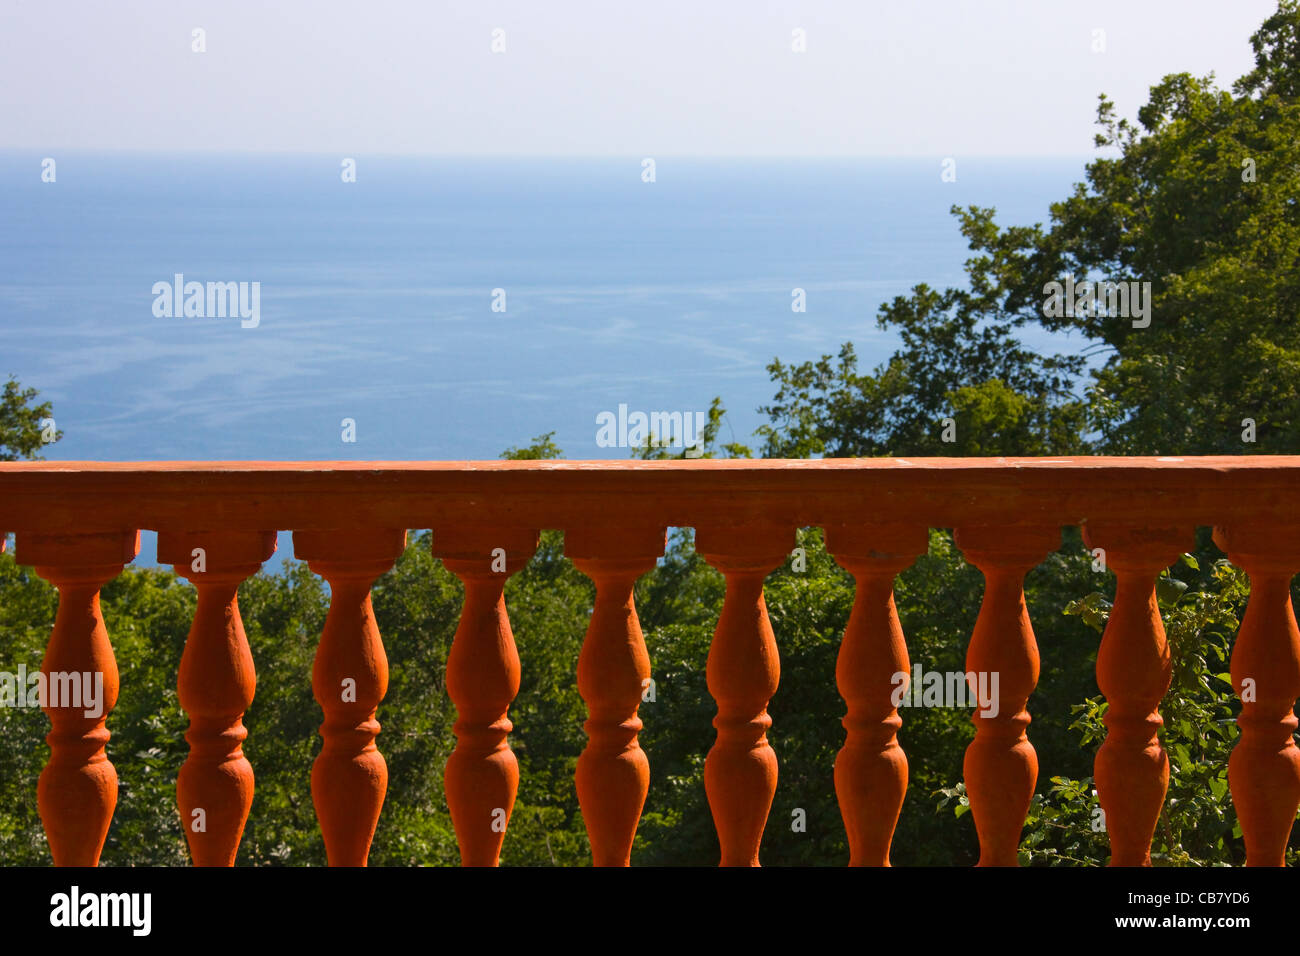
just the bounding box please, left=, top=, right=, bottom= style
left=825, top=523, right=928, bottom=866
left=695, top=523, right=794, bottom=866
left=1082, top=523, right=1189, bottom=866
left=566, top=525, right=665, bottom=866
left=16, top=530, right=139, bottom=866
left=433, top=525, right=539, bottom=866
left=953, top=525, right=1059, bottom=866
left=1214, top=525, right=1300, bottom=866
left=158, top=530, right=276, bottom=866
left=294, top=528, right=407, bottom=866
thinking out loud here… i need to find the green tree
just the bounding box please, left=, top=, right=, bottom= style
left=759, top=3, right=1300, bottom=458
left=633, top=397, right=753, bottom=460
left=756, top=327, right=1085, bottom=459
left=0, top=377, right=61, bottom=461
left=947, top=2, right=1300, bottom=453
left=501, top=431, right=564, bottom=460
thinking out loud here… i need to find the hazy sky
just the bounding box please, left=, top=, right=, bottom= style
left=0, top=0, right=1281, bottom=155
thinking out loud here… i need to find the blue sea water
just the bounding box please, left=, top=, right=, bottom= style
left=1, top=152, right=1092, bottom=463
left=0, top=153, right=1093, bottom=564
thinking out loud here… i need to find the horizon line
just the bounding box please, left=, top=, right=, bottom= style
left=0, top=147, right=1103, bottom=160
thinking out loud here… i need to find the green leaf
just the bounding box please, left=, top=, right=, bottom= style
left=1156, top=576, right=1189, bottom=607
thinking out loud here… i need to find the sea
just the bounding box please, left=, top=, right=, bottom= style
left=0, top=152, right=1093, bottom=563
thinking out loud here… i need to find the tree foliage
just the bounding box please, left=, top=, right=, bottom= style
left=0, top=377, right=60, bottom=461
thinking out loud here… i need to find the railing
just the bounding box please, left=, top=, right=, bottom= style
left=0, top=456, right=1298, bottom=867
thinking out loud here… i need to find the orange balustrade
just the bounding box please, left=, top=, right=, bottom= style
left=1081, top=523, right=1189, bottom=866
left=566, top=525, right=665, bottom=866
left=825, top=524, right=927, bottom=866
left=157, top=530, right=276, bottom=866
left=432, top=524, right=538, bottom=866
left=14, top=531, right=138, bottom=866
left=2, top=456, right=1300, bottom=867
left=295, top=528, right=407, bottom=866
left=697, top=522, right=793, bottom=866
left=1213, top=525, right=1300, bottom=866
left=954, top=524, right=1059, bottom=866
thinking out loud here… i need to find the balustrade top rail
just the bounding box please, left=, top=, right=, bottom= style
left=0, top=455, right=1297, bottom=533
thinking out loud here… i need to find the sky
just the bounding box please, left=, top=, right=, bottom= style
left=0, top=0, right=1281, bottom=156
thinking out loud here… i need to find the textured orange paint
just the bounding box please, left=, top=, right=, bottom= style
left=434, top=526, right=539, bottom=866
left=1213, top=525, right=1300, bottom=866
left=567, top=526, right=665, bottom=866
left=954, top=525, right=1058, bottom=867
left=16, top=531, right=138, bottom=866
left=1082, top=523, right=1188, bottom=866
left=825, top=524, right=928, bottom=866
left=696, top=523, right=793, bottom=866
left=158, top=530, right=275, bottom=866
left=295, top=528, right=406, bottom=867
left=10, top=457, right=1300, bottom=536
